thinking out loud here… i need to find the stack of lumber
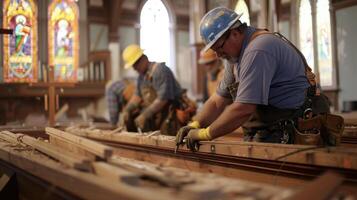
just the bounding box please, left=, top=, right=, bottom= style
left=0, top=128, right=297, bottom=200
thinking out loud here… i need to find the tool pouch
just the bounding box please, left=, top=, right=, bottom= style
left=294, top=126, right=321, bottom=145
left=296, top=116, right=322, bottom=145
left=296, top=114, right=344, bottom=146
left=175, top=90, right=197, bottom=124
left=160, top=106, right=180, bottom=136
left=320, top=114, right=344, bottom=146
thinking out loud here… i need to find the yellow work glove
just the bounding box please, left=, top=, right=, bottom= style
left=175, top=121, right=200, bottom=146
left=186, top=127, right=212, bottom=151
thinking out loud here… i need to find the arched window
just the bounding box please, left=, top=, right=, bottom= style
left=48, top=0, right=79, bottom=82
left=234, top=0, right=250, bottom=25
left=298, top=0, right=333, bottom=87
left=140, top=0, right=172, bottom=70
left=3, top=0, right=38, bottom=82
left=316, top=0, right=333, bottom=86
left=299, top=0, right=314, bottom=71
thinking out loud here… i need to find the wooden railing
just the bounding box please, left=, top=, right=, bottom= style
left=0, top=50, right=112, bottom=124
left=80, top=50, right=111, bottom=83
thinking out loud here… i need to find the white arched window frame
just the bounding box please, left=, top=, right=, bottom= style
left=139, top=0, right=176, bottom=73
left=234, top=0, right=250, bottom=25
left=298, top=0, right=334, bottom=87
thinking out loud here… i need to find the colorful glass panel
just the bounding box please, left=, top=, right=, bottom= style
left=2, top=0, right=38, bottom=82
left=299, top=0, right=314, bottom=72
left=316, top=0, right=333, bottom=86
left=48, top=0, right=79, bottom=82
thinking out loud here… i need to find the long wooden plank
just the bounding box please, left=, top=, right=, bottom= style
left=92, top=162, right=140, bottom=185
left=49, top=135, right=97, bottom=160
left=1, top=131, right=92, bottom=171
left=0, top=131, right=26, bottom=146
left=45, top=127, right=113, bottom=159
left=65, top=127, right=357, bottom=169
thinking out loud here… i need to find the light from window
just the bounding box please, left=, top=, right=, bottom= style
left=234, top=0, right=250, bottom=25
left=140, top=0, right=171, bottom=67
left=317, top=0, right=333, bottom=86
left=299, top=0, right=315, bottom=72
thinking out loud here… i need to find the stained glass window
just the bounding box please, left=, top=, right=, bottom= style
left=316, top=0, right=333, bottom=86
left=299, top=0, right=314, bottom=72
left=2, top=0, right=38, bottom=83
left=140, top=0, right=172, bottom=69
left=235, top=0, right=250, bottom=25
left=48, top=0, right=79, bottom=82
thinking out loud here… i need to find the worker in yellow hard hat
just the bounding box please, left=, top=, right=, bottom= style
left=198, top=49, right=224, bottom=101
left=119, top=44, right=196, bottom=135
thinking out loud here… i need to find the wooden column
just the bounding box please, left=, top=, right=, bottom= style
left=329, top=0, right=340, bottom=111
left=48, top=68, right=56, bottom=126
left=310, top=0, right=321, bottom=82
left=108, top=0, right=123, bottom=80
left=189, top=0, right=206, bottom=100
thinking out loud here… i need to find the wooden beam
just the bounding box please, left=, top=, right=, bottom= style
left=45, top=127, right=113, bottom=159
left=0, top=131, right=25, bottom=146
left=49, top=136, right=97, bottom=160
left=92, top=162, right=139, bottom=185
left=65, top=128, right=357, bottom=170
left=1, top=131, right=92, bottom=171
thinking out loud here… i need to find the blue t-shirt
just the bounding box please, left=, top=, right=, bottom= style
left=217, top=27, right=309, bottom=109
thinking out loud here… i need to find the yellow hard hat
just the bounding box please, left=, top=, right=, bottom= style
left=122, top=44, right=144, bottom=69
left=198, top=49, right=217, bottom=65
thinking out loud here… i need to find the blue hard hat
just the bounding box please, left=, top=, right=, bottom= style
left=200, top=7, right=243, bottom=52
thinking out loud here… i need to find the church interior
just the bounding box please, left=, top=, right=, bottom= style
left=0, top=0, right=357, bottom=199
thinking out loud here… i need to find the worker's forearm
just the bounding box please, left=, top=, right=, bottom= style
left=195, top=94, right=231, bottom=127
left=124, top=95, right=141, bottom=112
left=145, top=99, right=168, bottom=116
left=209, top=102, right=256, bottom=139
left=127, top=95, right=141, bottom=106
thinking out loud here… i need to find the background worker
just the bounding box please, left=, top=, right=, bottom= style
left=105, top=79, right=135, bottom=126
left=176, top=7, right=341, bottom=151
left=120, top=44, right=195, bottom=135
left=198, top=49, right=224, bottom=101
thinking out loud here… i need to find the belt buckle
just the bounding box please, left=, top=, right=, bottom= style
left=303, top=108, right=313, bottom=119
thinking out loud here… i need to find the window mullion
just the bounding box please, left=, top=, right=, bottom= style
left=310, top=0, right=320, bottom=83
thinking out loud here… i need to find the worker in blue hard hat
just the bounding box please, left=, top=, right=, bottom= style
left=176, top=7, right=343, bottom=151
